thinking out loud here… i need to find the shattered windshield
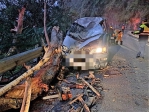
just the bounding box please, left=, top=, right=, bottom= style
left=62, top=17, right=105, bottom=50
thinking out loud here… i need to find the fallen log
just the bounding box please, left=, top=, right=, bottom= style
left=0, top=46, right=65, bottom=111
left=0, top=62, right=61, bottom=111
left=0, top=58, right=49, bottom=97
left=0, top=46, right=52, bottom=97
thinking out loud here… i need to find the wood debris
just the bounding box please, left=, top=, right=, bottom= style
left=39, top=71, right=103, bottom=112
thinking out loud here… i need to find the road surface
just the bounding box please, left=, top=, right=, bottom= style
left=97, top=30, right=149, bottom=112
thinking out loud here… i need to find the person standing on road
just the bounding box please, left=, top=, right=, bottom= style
left=109, top=26, right=114, bottom=37
left=121, top=24, right=125, bottom=33
left=132, top=19, right=149, bottom=58
left=109, top=26, right=116, bottom=44
left=114, top=29, right=123, bottom=45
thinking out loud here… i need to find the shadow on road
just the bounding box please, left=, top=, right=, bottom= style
left=108, top=44, right=121, bottom=63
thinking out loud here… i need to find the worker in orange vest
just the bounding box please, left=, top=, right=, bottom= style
left=114, top=29, right=123, bottom=45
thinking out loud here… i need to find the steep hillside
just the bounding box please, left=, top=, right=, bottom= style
left=62, top=0, right=149, bottom=30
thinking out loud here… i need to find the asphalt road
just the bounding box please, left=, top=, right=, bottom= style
left=97, top=31, right=149, bottom=112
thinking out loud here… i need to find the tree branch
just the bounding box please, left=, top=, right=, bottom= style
left=44, top=1, right=50, bottom=46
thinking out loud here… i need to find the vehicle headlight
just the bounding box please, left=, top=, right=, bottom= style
left=102, top=47, right=107, bottom=53
left=96, top=48, right=102, bottom=53
left=90, top=47, right=107, bottom=54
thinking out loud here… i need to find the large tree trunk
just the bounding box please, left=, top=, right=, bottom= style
left=0, top=2, right=65, bottom=111
left=0, top=46, right=55, bottom=97
left=0, top=66, right=60, bottom=111
left=0, top=47, right=64, bottom=111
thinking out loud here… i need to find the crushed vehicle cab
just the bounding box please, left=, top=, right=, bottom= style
left=62, top=17, right=109, bottom=70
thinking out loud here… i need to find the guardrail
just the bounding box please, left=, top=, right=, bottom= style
left=0, top=47, right=44, bottom=74
left=127, top=31, right=149, bottom=42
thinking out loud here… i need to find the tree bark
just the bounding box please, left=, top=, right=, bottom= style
left=0, top=49, right=63, bottom=111
left=0, top=66, right=59, bottom=111
left=0, top=46, right=53, bottom=97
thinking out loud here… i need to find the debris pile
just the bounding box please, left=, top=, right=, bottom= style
left=31, top=71, right=103, bottom=112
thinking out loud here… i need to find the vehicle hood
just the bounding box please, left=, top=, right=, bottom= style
left=62, top=17, right=104, bottom=50
left=74, top=17, right=104, bottom=28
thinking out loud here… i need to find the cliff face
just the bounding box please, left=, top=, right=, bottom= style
left=62, top=0, right=149, bottom=30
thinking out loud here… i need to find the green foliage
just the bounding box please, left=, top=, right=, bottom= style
left=12, top=65, right=23, bottom=74
left=2, top=65, right=23, bottom=78
left=0, top=0, right=73, bottom=57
